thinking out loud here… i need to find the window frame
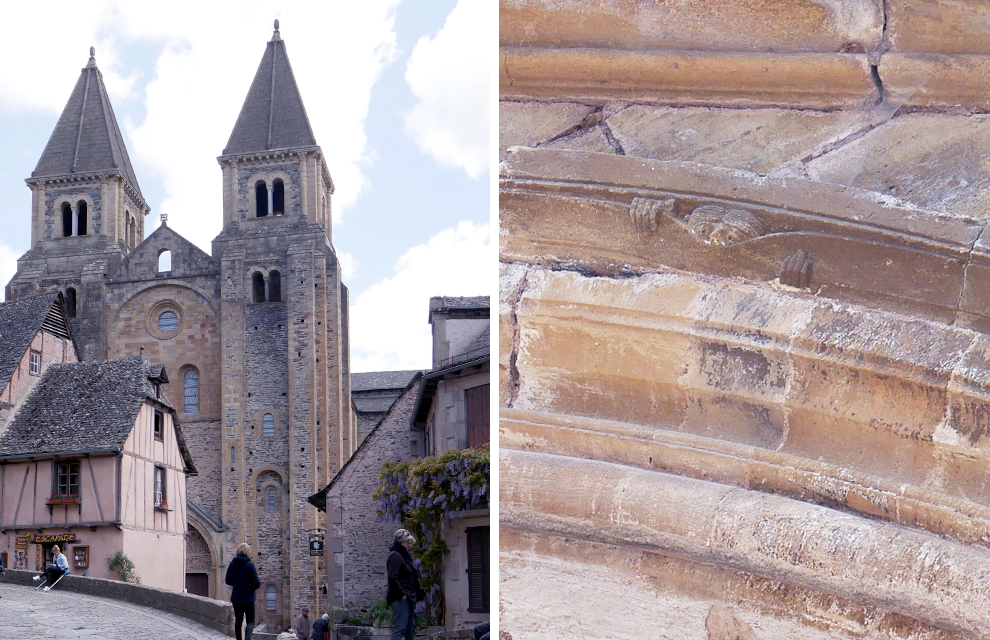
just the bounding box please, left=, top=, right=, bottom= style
left=267, top=487, right=276, bottom=513
left=29, top=350, right=41, bottom=376
left=154, top=410, right=164, bottom=441
left=183, top=367, right=200, bottom=414
left=262, top=413, right=275, bottom=437
left=154, top=466, right=167, bottom=508
left=265, top=584, right=277, bottom=612
left=54, top=460, right=80, bottom=498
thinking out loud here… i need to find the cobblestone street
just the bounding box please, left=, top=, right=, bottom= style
left=0, top=582, right=231, bottom=640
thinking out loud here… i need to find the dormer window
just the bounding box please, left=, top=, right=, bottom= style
left=29, top=350, right=40, bottom=376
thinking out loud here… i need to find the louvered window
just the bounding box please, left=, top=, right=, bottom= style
left=465, top=384, right=490, bottom=448
left=263, top=413, right=275, bottom=437
left=466, top=526, right=489, bottom=612
left=268, top=487, right=276, bottom=513
left=266, top=585, right=277, bottom=611
left=183, top=368, right=199, bottom=413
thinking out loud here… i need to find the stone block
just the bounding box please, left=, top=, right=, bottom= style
left=499, top=102, right=596, bottom=157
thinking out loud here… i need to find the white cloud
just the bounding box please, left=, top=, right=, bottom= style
left=338, top=252, right=358, bottom=280
left=1, top=2, right=400, bottom=253
left=122, top=2, right=399, bottom=250
left=402, top=0, right=491, bottom=179
left=350, top=221, right=493, bottom=372
left=0, top=242, right=20, bottom=301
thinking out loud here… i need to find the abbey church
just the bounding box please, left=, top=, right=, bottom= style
left=5, top=22, right=353, bottom=626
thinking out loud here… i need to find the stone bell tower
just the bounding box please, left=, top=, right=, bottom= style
left=211, top=20, right=353, bottom=624
left=6, top=46, right=150, bottom=362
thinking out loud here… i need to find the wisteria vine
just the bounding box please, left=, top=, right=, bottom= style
left=374, top=444, right=489, bottom=625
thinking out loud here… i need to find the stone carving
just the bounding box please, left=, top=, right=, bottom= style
left=687, top=204, right=766, bottom=246
left=629, top=197, right=676, bottom=232
left=778, top=249, right=813, bottom=288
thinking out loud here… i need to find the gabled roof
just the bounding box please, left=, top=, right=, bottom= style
left=351, top=370, right=422, bottom=393
left=32, top=48, right=143, bottom=197
left=111, top=222, right=220, bottom=281
left=308, top=372, right=423, bottom=512
left=223, top=21, right=318, bottom=155
left=0, top=357, right=196, bottom=473
left=0, top=292, right=75, bottom=394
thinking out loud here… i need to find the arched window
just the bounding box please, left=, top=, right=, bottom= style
left=131, top=215, right=137, bottom=247
left=62, top=203, right=72, bottom=237
left=269, top=270, right=281, bottom=302
left=252, top=272, right=265, bottom=303
left=125, top=216, right=130, bottom=248
left=77, top=201, right=87, bottom=236
left=255, top=181, right=268, bottom=217
left=273, top=179, right=284, bottom=215
left=262, top=413, right=275, bottom=437
left=265, top=585, right=276, bottom=612
left=158, top=250, right=172, bottom=272
left=183, top=368, right=199, bottom=413
left=65, top=288, right=76, bottom=318
left=267, top=487, right=276, bottom=513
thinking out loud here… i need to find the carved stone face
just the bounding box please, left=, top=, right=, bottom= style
left=687, top=205, right=766, bottom=246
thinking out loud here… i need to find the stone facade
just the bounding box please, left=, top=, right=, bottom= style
left=501, top=1, right=990, bottom=638
left=321, top=377, right=421, bottom=615
left=5, top=27, right=354, bottom=627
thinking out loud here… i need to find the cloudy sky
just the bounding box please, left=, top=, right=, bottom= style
left=0, top=0, right=493, bottom=372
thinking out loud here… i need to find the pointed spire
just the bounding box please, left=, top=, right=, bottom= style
left=32, top=48, right=143, bottom=197
left=223, top=23, right=317, bottom=155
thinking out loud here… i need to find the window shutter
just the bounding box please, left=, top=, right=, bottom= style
left=466, top=526, right=489, bottom=612
left=465, top=384, right=490, bottom=448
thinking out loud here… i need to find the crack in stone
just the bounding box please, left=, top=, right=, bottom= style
left=535, top=107, right=603, bottom=148
left=600, top=117, right=626, bottom=156
left=508, top=266, right=531, bottom=408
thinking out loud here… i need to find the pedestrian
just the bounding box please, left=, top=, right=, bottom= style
left=310, top=613, right=330, bottom=640
left=225, top=542, right=261, bottom=640
left=473, top=621, right=490, bottom=640
left=32, top=545, right=68, bottom=591
left=386, top=528, right=422, bottom=640
left=295, top=605, right=311, bottom=640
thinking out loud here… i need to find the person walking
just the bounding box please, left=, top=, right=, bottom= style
left=386, top=529, right=422, bottom=640
left=225, top=543, right=261, bottom=640
left=294, top=605, right=311, bottom=640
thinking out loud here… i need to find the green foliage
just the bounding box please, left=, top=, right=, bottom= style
left=370, top=599, right=392, bottom=627
left=374, top=444, right=489, bottom=625
left=106, top=550, right=141, bottom=584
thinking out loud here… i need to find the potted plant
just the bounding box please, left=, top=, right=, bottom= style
left=370, top=600, right=391, bottom=633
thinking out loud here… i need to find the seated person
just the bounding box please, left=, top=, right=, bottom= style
left=33, top=545, right=68, bottom=589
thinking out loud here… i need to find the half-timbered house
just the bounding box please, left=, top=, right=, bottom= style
left=0, top=293, right=196, bottom=590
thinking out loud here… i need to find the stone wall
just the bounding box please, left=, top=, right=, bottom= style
left=500, top=1, right=990, bottom=637
left=326, top=379, right=420, bottom=615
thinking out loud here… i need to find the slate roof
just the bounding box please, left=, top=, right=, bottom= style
left=0, top=357, right=195, bottom=473
left=353, top=396, right=399, bottom=414
left=223, top=22, right=318, bottom=155
left=351, top=370, right=422, bottom=393
left=0, top=293, right=68, bottom=393
left=429, top=296, right=490, bottom=312
left=32, top=48, right=142, bottom=197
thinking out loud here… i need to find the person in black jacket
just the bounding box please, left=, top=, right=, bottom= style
left=225, top=542, right=261, bottom=640
left=386, top=529, right=422, bottom=640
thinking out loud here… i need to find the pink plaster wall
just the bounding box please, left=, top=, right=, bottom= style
left=0, top=456, right=114, bottom=528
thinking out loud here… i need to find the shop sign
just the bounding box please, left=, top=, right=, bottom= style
left=34, top=533, right=76, bottom=544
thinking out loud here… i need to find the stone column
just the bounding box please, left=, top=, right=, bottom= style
left=71, top=205, right=78, bottom=237
left=264, top=275, right=270, bottom=303
left=267, top=184, right=274, bottom=216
